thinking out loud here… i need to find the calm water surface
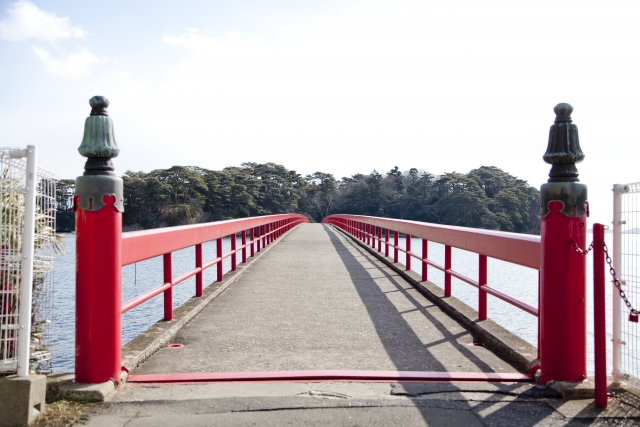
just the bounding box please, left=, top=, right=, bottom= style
left=51, top=229, right=614, bottom=375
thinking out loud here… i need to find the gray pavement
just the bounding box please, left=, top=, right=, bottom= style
left=76, top=224, right=640, bottom=426
left=135, top=223, right=516, bottom=374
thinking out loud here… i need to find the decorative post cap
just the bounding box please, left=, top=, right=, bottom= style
left=78, top=96, right=119, bottom=159
left=543, top=103, right=584, bottom=182
left=78, top=96, right=119, bottom=176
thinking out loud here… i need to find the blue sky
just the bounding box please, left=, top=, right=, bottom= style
left=1, top=0, right=639, bottom=224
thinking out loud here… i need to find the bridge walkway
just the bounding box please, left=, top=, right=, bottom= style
left=133, top=223, right=518, bottom=376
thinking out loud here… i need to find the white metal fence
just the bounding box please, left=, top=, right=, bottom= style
left=0, top=147, right=59, bottom=374
left=613, top=182, right=640, bottom=389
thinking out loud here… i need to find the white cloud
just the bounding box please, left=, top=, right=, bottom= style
left=0, top=0, right=86, bottom=42
left=32, top=46, right=99, bottom=77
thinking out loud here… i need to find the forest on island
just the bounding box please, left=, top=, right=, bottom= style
left=56, top=163, right=540, bottom=234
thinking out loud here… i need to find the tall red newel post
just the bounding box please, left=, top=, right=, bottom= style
left=539, top=103, right=588, bottom=384
left=74, top=96, right=123, bottom=384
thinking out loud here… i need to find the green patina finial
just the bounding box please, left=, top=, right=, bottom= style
left=78, top=96, right=120, bottom=159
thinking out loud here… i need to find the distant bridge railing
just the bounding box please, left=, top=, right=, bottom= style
left=121, top=214, right=309, bottom=318
left=322, top=214, right=540, bottom=324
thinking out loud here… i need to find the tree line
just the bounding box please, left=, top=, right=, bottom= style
left=56, top=163, right=540, bottom=234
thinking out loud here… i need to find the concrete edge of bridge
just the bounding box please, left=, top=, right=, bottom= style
left=119, top=225, right=300, bottom=377
left=327, top=224, right=539, bottom=377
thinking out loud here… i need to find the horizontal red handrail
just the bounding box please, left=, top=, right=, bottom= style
left=324, top=214, right=539, bottom=269
left=122, top=214, right=308, bottom=266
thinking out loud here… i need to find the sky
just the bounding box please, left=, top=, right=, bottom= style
left=0, top=0, right=639, bottom=225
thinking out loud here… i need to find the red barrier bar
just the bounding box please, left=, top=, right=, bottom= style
left=217, top=238, right=223, bottom=282
left=444, top=245, right=452, bottom=297
left=406, top=234, right=411, bottom=270
left=593, top=223, right=607, bottom=408
left=479, top=254, right=487, bottom=320
left=367, top=224, right=371, bottom=245
left=128, top=370, right=533, bottom=384
left=377, top=227, right=382, bottom=252
left=385, top=228, right=389, bottom=257
left=163, top=253, right=173, bottom=321
left=422, top=239, right=428, bottom=281
left=231, top=233, right=237, bottom=271
left=257, top=227, right=262, bottom=252
left=242, top=230, right=247, bottom=263
left=394, top=231, right=399, bottom=263
left=195, top=244, right=203, bottom=297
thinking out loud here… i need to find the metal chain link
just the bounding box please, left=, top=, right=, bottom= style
left=572, top=239, right=594, bottom=255
left=602, top=241, right=639, bottom=321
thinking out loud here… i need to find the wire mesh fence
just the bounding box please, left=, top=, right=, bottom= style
left=613, top=182, right=640, bottom=389
left=0, top=148, right=59, bottom=374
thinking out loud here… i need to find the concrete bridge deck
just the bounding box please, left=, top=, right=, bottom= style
left=78, top=224, right=635, bottom=426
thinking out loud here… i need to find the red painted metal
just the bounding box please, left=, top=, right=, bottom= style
left=322, top=215, right=540, bottom=269
left=231, top=233, right=237, bottom=271
left=163, top=253, right=173, bottom=320
left=75, top=195, right=122, bottom=384
left=539, top=201, right=586, bottom=384
left=257, top=226, right=262, bottom=252
left=216, top=238, right=223, bottom=282
left=422, top=239, right=428, bottom=281
left=128, top=370, right=532, bottom=384
left=195, top=244, right=203, bottom=297
left=385, top=228, right=390, bottom=257
left=406, top=234, right=411, bottom=271
left=394, top=230, right=399, bottom=263
left=444, top=245, right=452, bottom=297
left=479, top=255, right=487, bottom=320
left=593, top=223, right=607, bottom=408
left=121, top=214, right=306, bottom=266
left=242, top=230, right=247, bottom=263
left=377, top=227, right=382, bottom=252
left=250, top=228, right=255, bottom=257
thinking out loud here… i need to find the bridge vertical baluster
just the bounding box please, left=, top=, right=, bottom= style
left=393, top=230, right=399, bottom=263
left=478, top=254, right=487, bottom=320
left=444, top=245, right=452, bottom=297
left=367, top=224, right=371, bottom=245
left=406, top=234, right=411, bottom=270
left=377, top=227, right=382, bottom=252
left=250, top=228, right=255, bottom=257
left=385, top=228, right=389, bottom=257
left=164, top=253, right=173, bottom=321
left=371, top=225, right=375, bottom=248
left=231, top=233, right=237, bottom=271
left=257, top=226, right=262, bottom=252
left=195, top=244, right=203, bottom=297
left=422, top=239, right=428, bottom=281
left=217, top=237, right=223, bottom=282
left=242, top=230, right=247, bottom=263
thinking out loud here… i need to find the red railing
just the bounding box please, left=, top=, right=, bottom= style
left=322, top=215, right=540, bottom=320
left=121, top=214, right=309, bottom=320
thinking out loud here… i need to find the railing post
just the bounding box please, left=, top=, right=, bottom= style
left=444, top=245, right=452, bottom=297
left=406, top=234, right=411, bottom=270
left=539, top=103, right=587, bottom=384
left=377, top=226, right=382, bottom=252
left=163, top=253, right=173, bottom=320
left=421, top=239, right=428, bottom=281
left=393, top=231, right=399, bottom=263
left=74, top=96, right=123, bottom=384
left=593, top=223, right=607, bottom=408
left=250, top=228, right=255, bottom=257
left=242, top=230, right=247, bottom=263
left=231, top=232, right=237, bottom=271
left=257, top=226, right=262, bottom=252
left=385, top=228, right=389, bottom=257
left=217, top=237, right=223, bottom=282
left=478, top=254, right=487, bottom=320
left=195, top=243, right=203, bottom=297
